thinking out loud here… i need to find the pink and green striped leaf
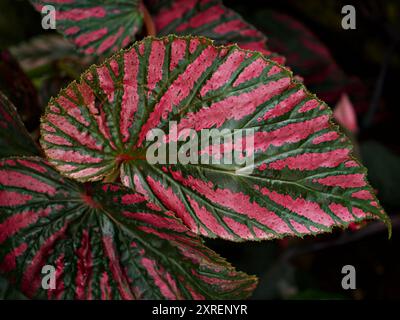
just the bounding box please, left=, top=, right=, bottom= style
left=40, top=36, right=390, bottom=241
left=147, top=0, right=285, bottom=64
left=0, top=157, right=256, bottom=299
left=30, top=0, right=143, bottom=56
left=0, top=92, right=41, bottom=158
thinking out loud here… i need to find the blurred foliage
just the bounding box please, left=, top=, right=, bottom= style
left=10, top=34, right=95, bottom=108
left=0, top=49, right=41, bottom=131
left=245, top=9, right=367, bottom=112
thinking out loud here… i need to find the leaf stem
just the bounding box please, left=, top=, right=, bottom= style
left=141, top=2, right=156, bottom=36
left=103, top=167, right=121, bottom=183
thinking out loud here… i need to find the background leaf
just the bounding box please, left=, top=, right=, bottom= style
left=11, top=34, right=97, bottom=110
left=0, top=50, right=41, bottom=131
left=246, top=9, right=368, bottom=110
left=11, top=34, right=85, bottom=72
left=0, top=157, right=256, bottom=299
left=147, top=0, right=285, bottom=64
left=39, top=36, right=389, bottom=242
left=0, top=92, right=41, bottom=158
left=31, top=0, right=143, bottom=56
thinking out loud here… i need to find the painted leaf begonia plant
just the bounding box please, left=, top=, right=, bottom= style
left=0, top=0, right=391, bottom=300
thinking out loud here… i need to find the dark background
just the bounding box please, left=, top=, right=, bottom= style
left=0, top=0, right=399, bottom=299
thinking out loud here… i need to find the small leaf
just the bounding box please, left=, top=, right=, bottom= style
left=30, top=0, right=144, bottom=56
left=334, top=94, right=358, bottom=134
left=148, top=0, right=285, bottom=64
left=0, top=157, right=256, bottom=299
left=40, top=36, right=389, bottom=241
left=0, top=92, right=41, bottom=158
